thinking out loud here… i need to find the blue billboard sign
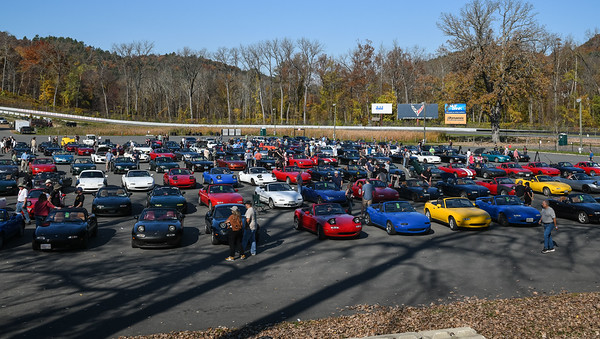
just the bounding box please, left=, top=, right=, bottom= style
left=397, top=103, right=438, bottom=120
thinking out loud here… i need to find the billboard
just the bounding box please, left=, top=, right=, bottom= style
left=397, top=103, right=438, bottom=119
left=444, top=103, right=467, bottom=124
left=371, top=103, right=393, bottom=114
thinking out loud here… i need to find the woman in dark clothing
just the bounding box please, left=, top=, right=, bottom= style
left=524, top=182, right=534, bottom=206
left=33, top=193, right=58, bottom=227
left=225, top=206, right=244, bottom=261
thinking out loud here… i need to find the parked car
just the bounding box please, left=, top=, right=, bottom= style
left=146, top=186, right=187, bottom=213
left=475, top=177, right=516, bottom=195
left=131, top=207, right=184, bottom=248
left=70, top=158, right=96, bottom=175
left=424, top=197, right=491, bottom=231
left=293, top=203, right=362, bottom=239
left=394, top=179, right=442, bottom=202
left=364, top=201, right=431, bottom=235
left=272, top=166, right=311, bottom=184
left=0, top=209, right=25, bottom=248
left=475, top=195, right=541, bottom=226
left=149, top=156, right=179, bottom=173
left=522, top=162, right=560, bottom=176
left=92, top=185, right=132, bottom=216
left=121, top=170, right=155, bottom=191
left=76, top=170, right=107, bottom=193
left=556, top=173, right=600, bottom=193
left=515, top=175, right=572, bottom=196
left=162, top=168, right=196, bottom=188
left=300, top=181, right=346, bottom=204
left=204, top=203, right=247, bottom=244
left=239, top=167, right=276, bottom=186
left=32, top=208, right=98, bottom=250
left=436, top=175, right=490, bottom=199
left=198, top=184, right=244, bottom=210
left=549, top=161, right=584, bottom=177
left=547, top=193, right=600, bottom=224
left=202, top=167, right=238, bottom=186
left=350, top=179, right=399, bottom=202
left=255, top=182, right=303, bottom=209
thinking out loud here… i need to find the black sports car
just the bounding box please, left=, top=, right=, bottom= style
left=43, top=143, right=62, bottom=156
left=131, top=207, right=184, bottom=248
left=368, top=153, right=392, bottom=165
left=32, top=171, right=72, bottom=188
left=468, top=163, right=507, bottom=179
left=548, top=193, right=600, bottom=224
left=395, top=179, right=442, bottom=202
left=339, top=164, right=368, bottom=181
left=32, top=208, right=98, bottom=250
left=0, top=173, right=18, bottom=195
left=338, top=149, right=361, bottom=165
left=439, top=150, right=466, bottom=163
left=436, top=176, right=490, bottom=199
left=550, top=162, right=585, bottom=177
left=255, top=156, right=277, bottom=170
left=92, top=185, right=132, bottom=216
left=408, top=160, right=444, bottom=180
left=71, top=158, right=96, bottom=175
left=204, top=203, right=247, bottom=244
left=174, top=148, right=198, bottom=161
left=146, top=185, right=187, bottom=213
left=110, top=156, right=138, bottom=174
left=307, top=165, right=337, bottom=181
left=509, top=151, right=530, bottom=162
left=149, top=156, right=179, bottom=173
left=184, top=156, right=214, bottom=172
left=0, top=159, right=19, bottom=177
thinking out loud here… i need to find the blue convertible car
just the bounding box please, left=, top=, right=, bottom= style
left=475, top=195, right=541, bottom=226
left=52, top=151, right=75, bottom=164
left=0, top=209, right=25, bottom=248
left=204, top=203, right=247, bottom=245
left=202, top=167, right=238, bottom=186
left=301, top=181, right=346, bottom=204
left=364, top=201, right=431, bottom=235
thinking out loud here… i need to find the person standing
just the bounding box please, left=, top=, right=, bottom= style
left=225, top=206, right=244, bottom=261
left=70, top=187, right=85, bottom=208
left=16, top=182, right=31, bottom=225
left=105, top=150, right=113, bottom=171
left=332, top=171, right=343, bottom=189
left=32, top=193, right=58, bottom=227
left=50, top=184, right=63, bottom=208
left=361, top=179, right=373, bottom=219
left=514, top=181, right=526, bottom=202
left=30, top=137, right=37, bottom=153
left=539, top=200, right=557, bottom=253
left=523, top=182, right=534, bottom=206
left=590, top=150, right=594, bottom=162
left=242, top=201, right=257, bottom=257
left=296, top=171, right=303, bottom=193
left=244, top=149, right=253, bottom=169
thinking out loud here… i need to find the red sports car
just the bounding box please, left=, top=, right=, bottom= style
left=149, top=148, right=176, bottom=160
left=76, top=145, right=94, bottom=156
left=272, top=166, right=311, bottom=184
left=293, top=203, right=362, bottom=239
left=496, top=163, right=534, bottom=178
left=216, top=155, right=247, bottom=171
left=288, top=154, right=314, bottom=169
left=522, top=162, right=560, bottom=176
left=574, top=161, right=600, bottom=176
left=197, top=184, right=243, bottom=210
left=28, top=158, right=57, bottom=175
left=351, top=178, right=399, bottom=202
left=311, top=153, right=338, bottom=167
left=163, top=168, right=196, bottom=188
left=438, top=163, right=476, bottom=178
left=25, top=188, right=45, bottom=217
left=64, top=143, right=79, bottom=152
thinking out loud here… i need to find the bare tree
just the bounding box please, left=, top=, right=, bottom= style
left=298, top=38, right=323, bottom=124
left=178, top=47, right=205, bottom=120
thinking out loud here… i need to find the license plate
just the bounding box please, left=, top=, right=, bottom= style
left=526, top=218, right=533, bottom=222
left=41, top=244, right=51, bottom=250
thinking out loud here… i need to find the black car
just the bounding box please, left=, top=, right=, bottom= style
left=468, top=163, right=507, bottom=179
left=163, top=141, right=181, bottom=152
left=0, top=173, right=18, bottom=195
left=339, top=164, right=368, bottom=181
left=32, top=208, right=98, bottom=250
left=439, top=149, right=466, bottom=163
left=408, top=160, right=444, bottom=180
left=71, top=158, right=97, bottom=175
left=386, top=163, right=406, bottom=181
left=509, top=151, right=530, bottom=162
left=307, top=165, right=336, bottom=181
left=255, top=155, right=277, bottom=170
left=368, top=153, right=392, bottom=165
left=43, top=143, right=62, bottom=156
left=338, top=149, right=361, bottom=165
left=548, top=193, right=600, bottom=224
left=32, top=171, right=72, bottom=189
left=0, top=159, right=19, bottom=177
left=436, top=175, right=490, bottom=199
left=174, top=148, right=198, bottom=161
left=550, top=162, right=585, bottom=177
left=92, top=185, right=132, bottom=216
left=184, top=156, right=214, bottom=172
left=146, top=185, right=187, bottom=213
left=204, top=203, right=247, bottom=244
left=149, top=156, right=179, bottom=173
left=395, top=179, right=442, bottom=202
left=132, top=207, right=184, bottom=248
left=110, top=156, right=138, bottom=174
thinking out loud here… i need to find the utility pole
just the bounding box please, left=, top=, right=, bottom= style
left=422, top=102, right=427, bottom=143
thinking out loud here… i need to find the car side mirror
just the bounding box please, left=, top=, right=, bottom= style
left=436, top=204, right=441, bottom=208
left=305, top=210, right=310, bottom=214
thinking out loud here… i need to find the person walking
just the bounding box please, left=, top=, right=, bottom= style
left=241, top=201, right=257, bottom=257
left=296, top=171, right=303, bottom=194
left=361, top=179, right=373, bottom=219
left=32, top=193, right=58, bottom=227
left=105, top=150, right=113, bottom=172
left=244, top=149, right=253, bottom=169
left=16, top=182, right=31, bottom=225
left=523, top=182, right=534, bottom=206
left=225, top=206, right=244, bottom=261
left=539, top=200, right=558, bottom=253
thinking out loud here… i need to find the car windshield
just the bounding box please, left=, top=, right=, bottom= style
left=560, top=162, right=574, bottom=167
left=405, top=180, right=423, bottom=188
left=46, top=210, right=86, bottom=223
left=80, top=171, right=104, bottom=178
left=154, top=187, right=180, bottom=196
left=536, top=176, right=555, bottom=182
left=224, top=156, right=239, bottom=161
left=127, top=170, right=150, bottom=177
left=317, top=166, right=334, bottom=171
left=294, top=154, right=308, bottom=159
left=249, top=167, right=268, bottom=174
left=170, top=168, right=192, bottom=175
left=347, top=165, right=361, bottom=171
left=75, top=159, right=93, bottom=164
left=190, top=156, right=208, bottom=162
left=420, top=151, right=434, bottom=156
left=97, top=187, right=128, bottom=197
left=538, top=162, right=549, bottom=167
left=139, top=209, right=178, bottom=221
left=314, top=204, right=345, bottom=215
left=455, top=179, right=475, bottom=185
left=370, top=180, right=387, bottom=188
left=573, top=173, right=592, bottom=180
left=155, top=149, right=169, bottom=153
left=497, top=178, right=514, bottom=184
left=213, top=205, right=247, bottom=219
left=28, top=189, right=44, bottom=199
left=313, top=182, right=339, bottom=190
left=384, top=201, right=416, bottom=212
left=495, top=196, right=522, bottom=205
left=506, top=163, right=522, bottom=168
left=209, top=185, right=235, bottom=193
left=451, top=163, right=466, bottom=168
left=268, top=183, right=293, bottom=191
left=34, top=159, right=53, bottom=164
left=284, top=167, right=300, bottom=172
left=114, top=157, right=131, bottom=163
left=445, top=198, right=474, bottom=208
left=591, top=162, right=600, bottom=167
left=570, top=194, right=597, bottom=204
left=211, top=167, right=231, bottom=174
left=0, top=159, right=13, bottom=165
left=155, top=157, right=172, bottom=163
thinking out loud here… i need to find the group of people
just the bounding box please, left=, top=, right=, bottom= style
left=0, top=136, right=18, bottom=153
left=224, top=201, right=258, bottom=261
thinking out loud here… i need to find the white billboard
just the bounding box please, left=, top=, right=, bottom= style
left=371, top=103, right=393, bottom=114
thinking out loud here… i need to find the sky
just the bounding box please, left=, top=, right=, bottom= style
left=2, top=0, right=599, bottom=58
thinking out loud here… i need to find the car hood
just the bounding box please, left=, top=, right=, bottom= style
left=316, top=190, right=346, bottom=199
left=79, top=178, right=105, bottom=184
left=125, top=176, right=154, bottom=184
left=448, top=207, right=490, bottom=218
left=93, top=196, right=131, bottom=205
left=35, top=222, right=87, bottom=236
left=134, top=220, right=181, bottom=232
left=208, top=193, right=243, bottom=201
left=386, top=211, right=431, bottom=223
left=150, top=196, right=186, bottom=204
left=269, top=191, right=302, bottom=200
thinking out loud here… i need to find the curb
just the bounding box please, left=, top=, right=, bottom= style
left=351, top=327, right=485, bottom=339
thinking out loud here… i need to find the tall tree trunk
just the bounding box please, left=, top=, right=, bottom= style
left=303, top=85, right=308, bottom=124
left=491, top=103, right=501, bottom=144
left=226, top=81, right=231, bottom=124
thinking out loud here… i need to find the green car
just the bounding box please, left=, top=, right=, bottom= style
left=476, top=149, right=511, bottom=163
left=71, top=158, right=97, bottom=175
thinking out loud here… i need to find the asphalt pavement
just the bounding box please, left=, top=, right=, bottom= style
left=1, top=133, right=600, bottom=339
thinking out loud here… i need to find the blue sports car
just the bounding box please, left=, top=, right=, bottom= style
left=0, top=159, right=19, bottom=177
left=131, top=207, right=184, bottom=248
left=202, top=167, right=238, bottom=186
left=395, top=179, right=442, bottom=202
left=32, top=208, right=98, bottom=250
left=0, top=209, right=25, bottom=248
left=364, top=201, right=431, bottom=235
left=52, top=151, right=75, bottom=164
left=475, top=195, right=541, bottom=226
left=146, top=186, right=188, bottom=213
left=0, top=173, right=18, bottom=195
left=301, top=181, right=346, bottom=204
left=204, top=203, right=247, bottom=245
left=550, top=161, right=585, bottom=177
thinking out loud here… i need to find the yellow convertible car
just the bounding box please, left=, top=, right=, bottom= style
left=424, top=197, right=491, bottom=231
left=515, top=175, right=571, bottom=196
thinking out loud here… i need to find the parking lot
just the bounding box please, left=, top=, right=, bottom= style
left=1, top=133, right=600, bottom=338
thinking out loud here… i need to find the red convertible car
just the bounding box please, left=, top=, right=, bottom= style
left=216, top=155, right=247, bottom=171
left=496, top=163, right=533, bottom=178
left=198, top=184, right=244, bottom=210
left=574, top=161, right=600, bottom=176
left=438, top=163, right=476, bottom=178
left=311, top=153, right=338, bottom=167
left=351, top=178, right=399, bottom=202
left=163, top=168, right=196, bottom=188
left=28, top=158, right=57, bottom=175
left=272, top=166, right=311, bottom=184
left=75, top=145, right=94, bottom=156
left=64, top=143, right=79, bottom=152
left=293, top=203, right=362, bottom=239
left=288, top=154, right=314, bottom=169
left=25, top=188, right=45, bottom=217
left=149, top=148, right=176, bottom=160
left=522, top=162, right=560, bottom=176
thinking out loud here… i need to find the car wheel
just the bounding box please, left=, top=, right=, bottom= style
left=591, top=170, right=596, bottom=176
left=425, top=209, right=432, bottom=221
left=251, top=178, right=256, bottom=186
left=448, top=216, right=458, bottom=231
left=582, top=185, right=591, bottom=193
left=578, top=211, right=590, bottom=224
left=494, top=157, right=499, bottom=162
left=386, top=221, right=396, bottom=235
left=268, top=198, right=275, bottom=209
left=543, top=187, right=551, bottom=197
left=364, top=213, right=372, bottom=226
left=483, top=172, right=489, bottom=179
left=208, top=201, right=213, bottom=210
left=317, top=225, right=326, bottom=240
left=499, top=189, right=508, bottom=196
left=286, top=177, right=291, bottom=185
left=498, top=213, right=509, bottom=227
left=460, top=191, right=468, bottom=198
left=412, top=193, right=419, bottom=202
left=211, top=232, right=220, bottom=245
left=294, top=217, right=302, bottom=231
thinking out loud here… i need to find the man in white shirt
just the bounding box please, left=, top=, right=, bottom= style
left=242, top=201, right=258, bottom=256
left=16, top=182, right=31, bottom=224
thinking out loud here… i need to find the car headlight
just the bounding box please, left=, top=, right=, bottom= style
left=137, top=225, right=145, bottom=232
left=168, top=225, right=176, bottom=232
left=328, top=218, right=336, bottom=225
left=219, top=222, right=228, bottom=229
left=67, top=235, right=79, bottom=239
left=463, top=217, right=471, bottom=221
left=353, top=217, right=361, bottom=224
left=233, top=175, right=237, bottom=179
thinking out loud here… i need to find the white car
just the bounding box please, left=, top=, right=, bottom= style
left=76, top=170, right=107, bottom=193
left=239, top=167, right=277, bottom=186
left=121, top=169, right=155, bottom=191
left=133, top=144, right=152, bottom=154
left=255, top=182, right=303, bottom=209
left=91, top=151, right=108, bottom=164
left=82, top=134, right=96, bottom=146
left=124, top=150, right=150, bottom=163
left=415, top=151, right=441, bottom=164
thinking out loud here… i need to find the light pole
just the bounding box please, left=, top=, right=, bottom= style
left=577, top=98, right=582, bottom=151
left=332, top=103, right=337, bottom=141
